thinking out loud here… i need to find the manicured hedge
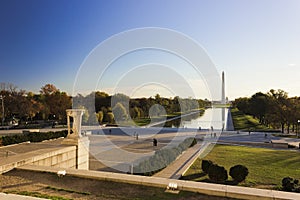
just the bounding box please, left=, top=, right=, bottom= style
left=133, top=137, right=197, bottom=175
left=0, top=130, right=68, bottom=146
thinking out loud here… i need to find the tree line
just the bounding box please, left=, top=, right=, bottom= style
left=233, top=89, right=300, bottom=133
left=73, top=92, right=209, bottom=125
left=1, top=83, right=299, bottom=131
left=0, top=83, right=71, bottom=125
left=0, top=83, right=209, bottom=126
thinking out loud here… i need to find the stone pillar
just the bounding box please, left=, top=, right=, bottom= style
left=66, top=109, right=84, bottom=138
left=62, top=109, right=89, bottom=170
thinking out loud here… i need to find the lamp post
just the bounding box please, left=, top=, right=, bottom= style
left=0, top=95, right=4, bottom=127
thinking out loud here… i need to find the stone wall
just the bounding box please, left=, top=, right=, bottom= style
left=18, top=165, right=300, bottom=200
left=31, top=146, right=77, bottom=169
left=0, top=146, right=77, bottom=174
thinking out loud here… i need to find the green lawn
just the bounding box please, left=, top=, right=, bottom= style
left=182, top=145, right=300, bottom=189
left=132, top=118, right=151, bottom=126
left=230, top=108, right=272, bottom=131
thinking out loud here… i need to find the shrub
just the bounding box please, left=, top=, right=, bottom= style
left=229, top=165, right=249, bottom=183
left=282, top=177, right=295, bottom=192
left=201, top=160, right=213, bottom=174
left=1, top=130, right=67, bottom=146
left=282, top=177, right=300, bottom=192
left=208, top=164, right=228, bottom=183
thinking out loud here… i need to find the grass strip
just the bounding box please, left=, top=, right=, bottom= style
left=45, top=186, right=91, bottom=195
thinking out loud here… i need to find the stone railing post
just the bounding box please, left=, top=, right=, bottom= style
left=62, top=109, right=89, bottom=170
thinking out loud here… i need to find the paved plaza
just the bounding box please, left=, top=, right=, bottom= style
left=218, top=131, right=300, bottom=148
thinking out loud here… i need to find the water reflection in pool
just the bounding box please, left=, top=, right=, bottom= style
left=180, top=108, right=228, bottom=130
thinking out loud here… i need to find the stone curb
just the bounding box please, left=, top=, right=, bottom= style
left=16, top=165, right=300, bottom=200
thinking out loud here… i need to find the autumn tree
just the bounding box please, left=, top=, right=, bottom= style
left=0, top=83, right=43, bottom=122
left=40, top=84, right=59, bottom=95
left=40, top=84, right=71, bottom=120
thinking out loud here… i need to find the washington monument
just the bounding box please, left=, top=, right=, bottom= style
left=222, top=71, right=225, bottom=104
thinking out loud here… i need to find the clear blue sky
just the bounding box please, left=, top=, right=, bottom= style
left=1, top=0, right=300, bottom=99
